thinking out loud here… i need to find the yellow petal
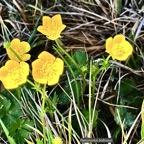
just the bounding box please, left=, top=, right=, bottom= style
left=20, top=61, right=29, bottom=76
left=113, top=34, right=125, bottom=44
left=32, top=51, right=64, bottom=85
left=53, top=58, right=64, bottom=75
left=37, top=26, right=50, bottom=36
left=20, top=41, right=30, bottom=52
left=46, top=34, right=61, bottom=40
left=115, top=41, right=133, bottom=61
left=43, top=16, right=51, bottom=27
left=47, top=58, right=64, bottom=85
left=110, top=41, right=133, bottom=61
left=5, top=60, right=19, bottom=69
left=114, top=54, right=129, bottom=61
left=58, top=24, right=66, bottom=33
left=32, top=59, right=48, bottom=84
left=52, top=14, right=63, bottom=25
left=106, top=37, right=113, bottom=53
left=21, top=54, right=31, bottom=61
left=47, top=73, right=60, bottom=86
left=0, top=67, right=8, bottom=80
left=2, top=77, right=19, bottom=89
left=38, top=51, right=55, bottom=63
left=0, top=60, right=29, bottom=89
left=10, top=38, right=20, bottom=49
left=6, top=48, right=21, bottom=62
left=8, top=38, right=30, bottom=62
left=37, top=14, right=66, bottom=40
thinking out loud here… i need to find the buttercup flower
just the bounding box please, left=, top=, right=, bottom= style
left=32, top=51, right=64, bottom=86
left=37, top=14, right=66, bottom=40
left=105, top=34, right=133, bottom=61
left=4, top=38, right=31, bottom=62
left=52, top=137, right=63, bottom=144
left=0, top=60, right=29, bottom=89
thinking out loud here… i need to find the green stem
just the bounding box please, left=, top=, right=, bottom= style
left=54, top=40, right=81, bottom=106
left=88, top=60, right=92, bottom=137
left=41, top=85, right=47, bottom=144
left=9, top=47, right=23, bottom=61
left=55, top=39, right=80, bottom=70
left=96, top=55, right=111, bottom=75
left=28, top=17, right=41, bottom=45
left=91, top=55, right=111, bottom=107
left=91, top=75, right=96, bottom=107
left=0, top=119, right=16, bottom=144
left=26, top=80, right=47, bottom=143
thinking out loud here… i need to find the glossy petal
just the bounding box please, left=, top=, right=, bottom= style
left=5, top=59, right=19, bottom=69
left=20, top=61, right=30, bottom=76
left=37, top=26, right=50, bottom=36
left=113, top=34, right=125, bottom=44
left=10, top=38, right=20, bottom=49
left=32, top=51, right=64, bottom=85
left=38, top=51, right=55, bottom=62
left=47, top=58, right=64, bottom=85
left=2, top=77, right=19, bottom=89
left=21, top=54, right=31, bottom=62
left=105, top=34, right=133, bottom=61
left=0, top=67, right=8, bottom=80
left=111, top=41, right=133, bottom=61
left=53, top=58, right=64, bottom=75
left=6, top=38, right=31, bottom=62
left=0, top=60, right=29, bottom=89
left=47, top=73, right=60, bottom=86
left=20, top=41, right=30, bottom=52
left=32, top=59, right=50, bottom=84
left=106, top=37, right=113, bottom=53
left=52, top=14, right=63, bottom=25
left=43, top=16, right=51, bottom=27
left=37, top=14, right=66, bottom=40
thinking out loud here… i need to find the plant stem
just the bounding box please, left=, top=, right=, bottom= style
left=9, top=47, right=23, bottom=61
left=54, top=40, right=81, bottom=106
left=41, top=85, right=47, bottom=144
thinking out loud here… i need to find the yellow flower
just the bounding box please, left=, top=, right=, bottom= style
left=4, top=38, right=31, bottom=62
left=37, top=14, right=66, bottom=40
left=0, top=60, right=29, bottom=89
left=52, top=137, right=63, bottom=144
left=32, top=51, right=64, bottom=85
left=105, top=34, right=133, bottom=61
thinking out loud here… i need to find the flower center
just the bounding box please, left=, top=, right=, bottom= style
left=40, top=61, right=52, bottom=76
left=39, top=60, right=58, bottom=82
left=112, top=44, right=125, bottom=57
left=8, top=67, right=22, bottom=84
left=46, top=21, right=60, bottom=37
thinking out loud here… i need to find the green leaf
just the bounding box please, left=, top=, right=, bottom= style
left=0, top=97, right=11, bottom=118
left=114, top=105, right=135, bottom=129
left=0, top=119, right=16, bottom=144
left=116, top=78, right=143, bottom=108
left=116, top=0, right=122, bottom=14
left=73, top=50, right=87, bottom=66
left=0, top=96, right=23, bottom=126
left=8, top=118, right=33, bottom=143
